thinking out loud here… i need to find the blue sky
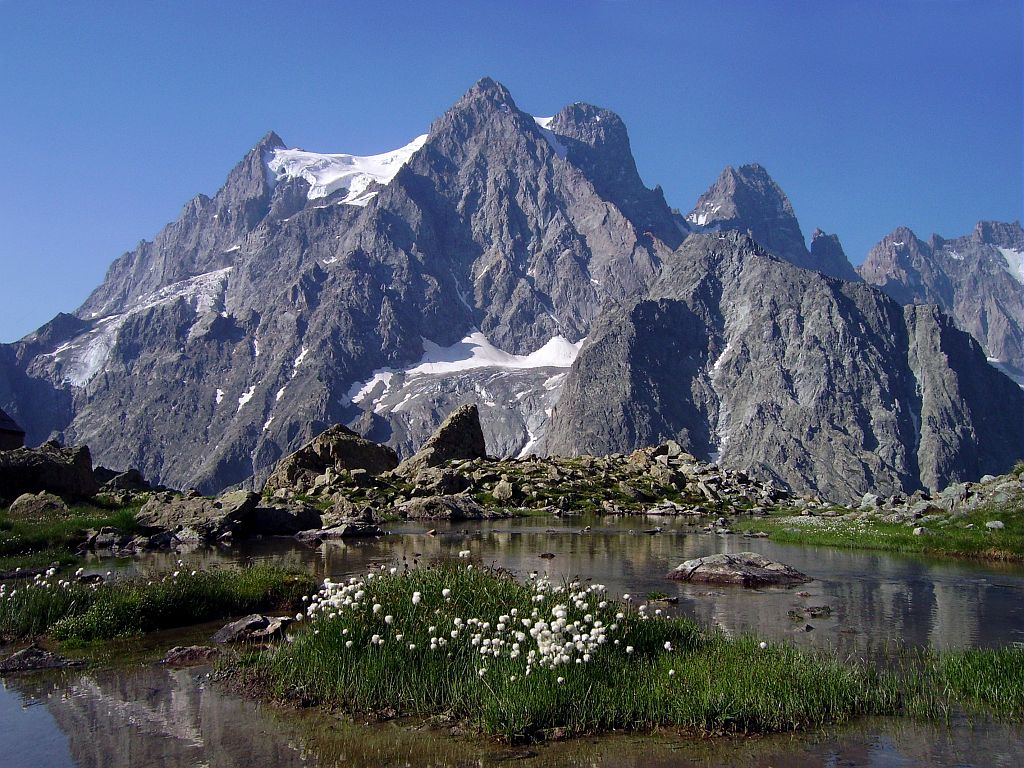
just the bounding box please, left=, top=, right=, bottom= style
left=1, top=0, right=1020, bottom=342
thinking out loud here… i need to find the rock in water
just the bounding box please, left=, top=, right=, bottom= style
left=263, top=424, right=398, bottom=495
left=396, top=404, right=487, bottom=474
left=159, top=645, right=221, bottom=667
left=0, top=441, right=99, bottom=500
left=667, top=552, right=811, bottom=587
left=0, top=644, right=84, bottom=673
left=136, top=490, right=260, bottom=541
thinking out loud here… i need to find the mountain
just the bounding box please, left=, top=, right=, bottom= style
left=2, top=78, right=1020, bottom=501
left=0, top=78, right=682, bottom=492
left=859, top=221, right=1024, bottom=382
left=686, top=164, right=860, bottom=282
left=546, top=232, right=1024, bottom=500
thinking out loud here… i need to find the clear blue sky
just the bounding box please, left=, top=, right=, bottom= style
left=1, top=0, right=1020, bottom=342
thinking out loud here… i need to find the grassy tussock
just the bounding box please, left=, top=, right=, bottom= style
left=0, top=502, right=140, bottom=564
left=249, top=563, right=907, bottom=740
left=0, top=566, right=314, bottom=641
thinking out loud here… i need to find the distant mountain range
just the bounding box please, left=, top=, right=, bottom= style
left=1, top=78, right=1021, bottom=501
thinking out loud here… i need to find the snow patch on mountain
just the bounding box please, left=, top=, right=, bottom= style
left=268, top=134, right=428, bottom=205
left=45, top=267, right=233, bottom=387
left=999, top=248, right=1024, bottom=284
left=348, top=332, right=582, bottom=411
left=533, top=116, right=567, bottom=159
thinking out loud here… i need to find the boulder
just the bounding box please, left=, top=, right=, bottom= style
left=136, top=490, right=260, bottom=541
left=263, top=425, right=398, bottom=494
left=241, top=502, right=322, bottom=536
left=0, top=441, right=99, bottom=499
left=159, top=645, right=221, bottom=666
left=103, top=468, right=151, bottom=492
left=986, top=520, right=1006, bottom=530
left=0, top=644, right=84, bottom=673
left=396, top=494, right=497, bottom=520
left=211, top=614, right=293, bottom=643
left=667, top=552, right=812, bottom=587
left=8, top=491, right=69, bottom=518
left=294, top=521, right=383, bottom=543
left=396, top=404, right=487, bottom=474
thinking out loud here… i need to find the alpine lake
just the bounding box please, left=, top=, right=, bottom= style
left=3, top=515, right=1023, bottom=767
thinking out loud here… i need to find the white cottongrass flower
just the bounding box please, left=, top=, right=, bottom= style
left=442, top=588, right=451, bottom=598
left=759, top=641, right=768, bottom=650
left=458, top=550, right=471, bottom=558
left=412, top=592, right=422, bottom=605
left=385, top=615, right=394, bottom=624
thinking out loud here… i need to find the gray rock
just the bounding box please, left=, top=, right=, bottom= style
left=667, top=552, right=812, bottom=587
left=395, top=494, right=496, bottom=520
left=396, top=404, right=488, bottom=474
left=242, top=502, right=322, bottom=536
left=8, top=491, right=69, bottom=517
left=912, top=526, right=929, bottom=536
left=0, top=441, right=98, bottom=499
left=159, top=645, right=221, bottom=666
left=294, top=522, right=383, bottom=542
left=986, top=520, right=1006, bottom=530
left=263, top=424, right=398, bottom=495
left=0, top=644, right=84, bottom=673
left=211, top=614, right=293, bottom=643
left=136, top=490, right=259, bottom=540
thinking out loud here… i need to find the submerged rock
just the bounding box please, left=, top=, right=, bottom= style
left=159, top=645, right=221, bottom=667
left=667, top=552, right=812, bottom=587
left=0, top=644, right=84, bottom=673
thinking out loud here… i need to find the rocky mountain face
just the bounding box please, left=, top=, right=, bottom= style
left=546, top=232, right=1024, bottom=500
left=0, top=78, right=681, bottom=493
left=859, top=221, right=1024, bottom=382
left=1, top=78, right=1020, bottom=501
left=685, top=164, right=860, bottom=282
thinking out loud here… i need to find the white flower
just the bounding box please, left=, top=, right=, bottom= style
left=442, top=588, right=451, bottom=598
left=295, top=613, right=304, bottom=621
left=385, top=615, right=394, bottom=624
left=412, top=592, right=422, bottom=605
left=458, top=550, right=471, bottom=558
left=668, top=669, right=675, bottom=677
left=373, top=603, right=383, bottom=613
left=759, top=641, right=768, bottom=650
left=663, top=641, right=673, bottom=651
left=626, top=646, right=634, bottom=654
left=623, top=594, right=631, bottom=601
left=557, top=676, right=565, bottom=684
left=345, top=640, right=353, bottom=648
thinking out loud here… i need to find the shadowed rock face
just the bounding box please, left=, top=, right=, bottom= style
left=546, top=232, right=1024, bottom=501
left=0, top=441, right=98, bottom=500
left=859, top=221, right=1024, bottom=383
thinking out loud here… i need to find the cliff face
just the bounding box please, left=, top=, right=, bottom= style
left=547, top=233, right=1024, bottom=500
left=860, top=221, right=1024, bottom=382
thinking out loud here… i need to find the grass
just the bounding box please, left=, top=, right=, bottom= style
left=244, top=562, right=927, bottom=741
left=0, top=500, right=141, bottom=567
left=732, top=505, right=1024, bottom=562
left=0, top=565, right=315, bottom=641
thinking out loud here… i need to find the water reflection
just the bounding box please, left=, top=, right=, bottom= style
left=80, top=516, right=1024, bottom=661
left=2, top=666, right=1023, bottom=768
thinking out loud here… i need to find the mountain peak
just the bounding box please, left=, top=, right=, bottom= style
left=457, top=77, right=516, bottom=110
left=255, top=130, right=286, bottom=152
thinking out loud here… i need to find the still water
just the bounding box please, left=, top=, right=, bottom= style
left=4, top=515, right=1024, bottom=766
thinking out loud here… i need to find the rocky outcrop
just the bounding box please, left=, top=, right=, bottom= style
left=396, top=404, right=487, bottom=474
left=395, top=495, right=495, bottom=520
left=0, top=441, right=98, bottom=500
left=211, top=614, right=293, bottom=643
left=859, top=221, right=1024, bottom=382
left=547, top=232, right=1024, bottom=501
left=263, top=425, right=398, bottom=495
left=135, top=490, right=260, bottom=542
left=667, top=552, right=811, bottom=586
left=8, top=490, right=69, bottom=517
